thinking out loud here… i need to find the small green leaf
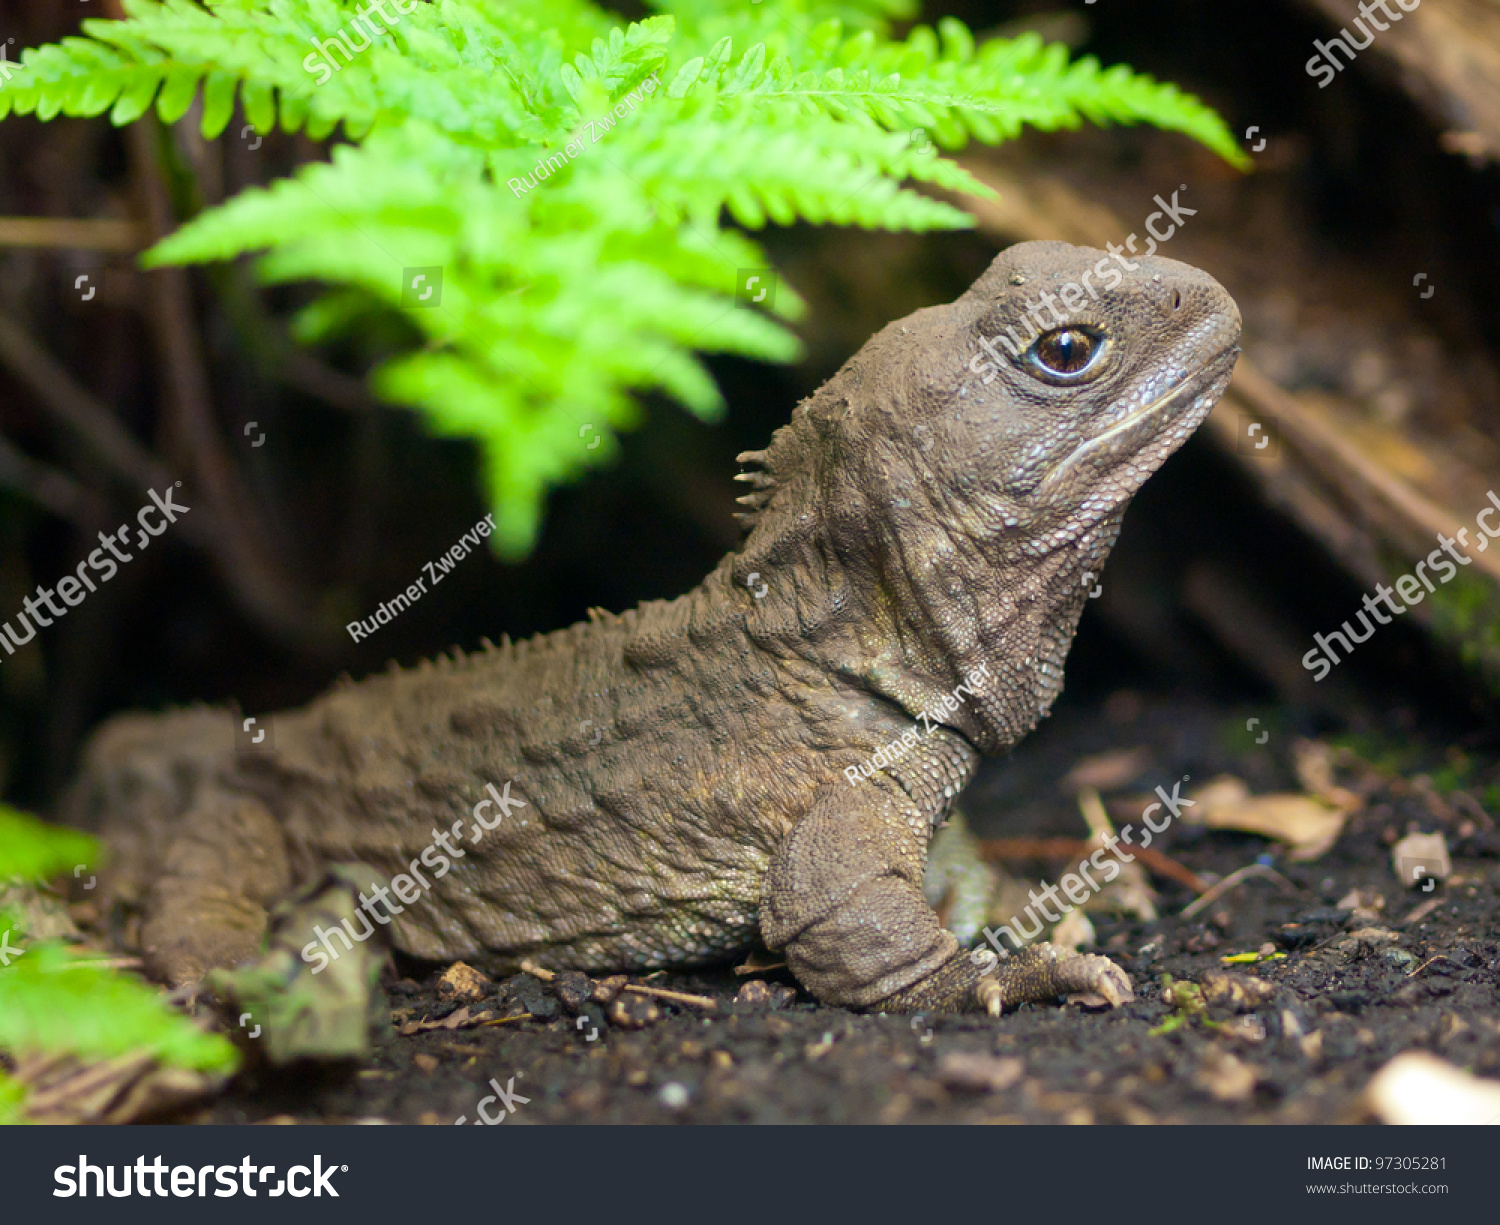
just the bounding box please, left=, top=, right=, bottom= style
left=240, top=77, right=275, bottom=134
left=667, top=55, right=704, bottom=98
left=155, top=66, right=200, bottom=125
left=110, top=70, right=162, bottom=125
left=0, top=805, right=99, bottom=885
left=199, top=70, right=238, bottom=139
left=0, top=943, right=238, bottom=1073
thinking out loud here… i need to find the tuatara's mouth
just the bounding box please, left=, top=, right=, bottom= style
left=1043, top=343, right=1240, bottom=491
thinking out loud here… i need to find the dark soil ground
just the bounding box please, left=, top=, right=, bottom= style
left=200, top=695, right=1500, bottom=1125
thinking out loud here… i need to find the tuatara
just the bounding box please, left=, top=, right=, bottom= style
left=61, top=241, right=1241, bottom=1015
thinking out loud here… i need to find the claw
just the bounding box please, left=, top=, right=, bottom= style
left=1086, top=956, right=1134, bottom=1007
left=976, top=977, right=1004, bottom=1017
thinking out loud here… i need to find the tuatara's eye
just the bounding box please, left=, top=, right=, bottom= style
left=1025, top=327, right=1105, bottom=380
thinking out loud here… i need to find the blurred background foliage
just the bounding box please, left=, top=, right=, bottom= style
left=0, top=0, right=1494, bottom=810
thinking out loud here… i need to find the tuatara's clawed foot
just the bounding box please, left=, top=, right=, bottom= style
left=973, top=942, right=1134, bottom=1015
left=873, top=940, right=1133, bottom=1015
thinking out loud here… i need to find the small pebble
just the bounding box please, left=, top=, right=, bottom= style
left=609, top=993, right=661, bottom=1029
left=516, top=976, right=560, bottom=1020
left=937, top=1052, right=1024, bottom=1093
left=553, top=970, right=594, bottom=1012
left=658, top=1082, right=690, bottom=1109
left=1381, top=947, right=1418, bottom=970
left=1199, top=971, right=1276, bottom=1013
left=1197, top=1050, right=1256, bottom=1102
left=436, top=961, right=493, bottom=1003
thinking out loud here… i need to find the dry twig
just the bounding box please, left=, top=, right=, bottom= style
left=0, top=216, right=144, bottom=251
left=978, top=837, right=1210, bottom=895
left=1180, top=863, right=1298, bottom=919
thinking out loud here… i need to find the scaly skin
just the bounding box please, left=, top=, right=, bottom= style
left=61, top=241, right=1241, bottom=1013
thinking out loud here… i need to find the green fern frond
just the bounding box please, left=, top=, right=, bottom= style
left=650, top=0, right=919, bottom=37
left=5, top=0, right=1247, bottom=554
left=660, top=22, right=1249, bottom=168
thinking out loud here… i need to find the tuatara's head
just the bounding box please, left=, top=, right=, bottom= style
left=734, top=240, right=1240, bottom=749
left=824, top=239, right=1241, bottom=552
left=957, top=240, right=1240, bottom=545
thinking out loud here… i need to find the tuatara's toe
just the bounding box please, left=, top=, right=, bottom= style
left=1058, top=951, right=1134, bottom=1008
left=1080, top=954, right=1134, bottom=1007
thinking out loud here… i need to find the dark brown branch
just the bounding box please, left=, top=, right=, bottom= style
left=0, top=434, right=107, bottom=529
left=0, top=311, right=176, bottom=496
left=0, top=217, right=145, bottom=252
left=121, top=116, right=333, bottom=651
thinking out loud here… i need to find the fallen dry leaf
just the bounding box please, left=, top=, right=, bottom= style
left=1182, top=775, right=1352, bottom=861
left=1199, top=971, right=1277, bottom=1014
left=1076, top=787, right=1158, bottom=921
left=1059, top=748, right=1152, bottom=795
left=731, top=951, right=787, bottom=976
left=1401, top=897, right=1442, bottom=926
left=396, top=1006, right=527, bottom=1035
left=0, top=880, right=84, bottom=944
left=1290, top=739, right=1363, bottom=812
left=1050, top=907, right=1095, bottom=952
left=1197, top=1050, right=1257, bottom=1103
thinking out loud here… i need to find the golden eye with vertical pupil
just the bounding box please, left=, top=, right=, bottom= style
left=1026, top=327, right=1105, bottom=379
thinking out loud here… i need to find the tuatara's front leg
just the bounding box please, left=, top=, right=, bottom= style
left=760, top=779, right=1133, bottom=1015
